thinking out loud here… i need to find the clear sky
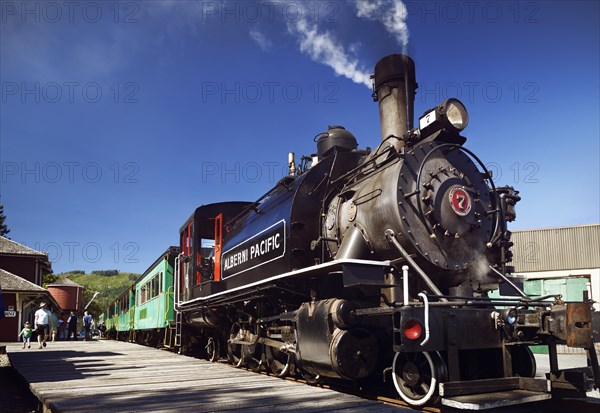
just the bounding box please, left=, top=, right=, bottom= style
left=1, top=0, right=598, bottom=274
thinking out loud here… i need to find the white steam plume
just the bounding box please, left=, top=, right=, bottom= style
left=355, top=0, right=409, bottom=53
left=287, top=16, right=372, bottom=88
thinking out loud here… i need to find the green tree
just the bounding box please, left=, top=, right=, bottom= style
left=0, top=203, right=10, bottom=237
left=92, top=270, right=119, bottom=277
left=42, top=273, right=59, bottom=288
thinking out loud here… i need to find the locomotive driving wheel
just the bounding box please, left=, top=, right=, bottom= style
left=392, top=351, right=447, bottom=406
left=264, top=319, right=295, bottom=377
left=299, top=367, right=321, bottom=385
left=204, top=335, right=220, bottom=362
left=241, top=331, right=264, bottom=373
left=227, top=323, right=249, bottom=368
left=265, top=345, right=293, bottom=377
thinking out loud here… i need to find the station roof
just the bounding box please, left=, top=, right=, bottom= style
left=0, top=268, right=46, bottom=292
left=0, top=236, right=47, bottom=257
left=47, top=278, right=84, bottom=288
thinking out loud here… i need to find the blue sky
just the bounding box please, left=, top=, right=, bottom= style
left=1, top=0, right=598, bottom=274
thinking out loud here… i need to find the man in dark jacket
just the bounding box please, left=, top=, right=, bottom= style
left=67, top=312, right=78, bottom=341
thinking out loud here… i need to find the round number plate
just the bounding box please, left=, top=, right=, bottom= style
left=448, top=187, right=472, bottom=216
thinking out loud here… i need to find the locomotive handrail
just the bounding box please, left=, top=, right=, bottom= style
left=488, top=265, right=530, bottom=300
left=421, top=293, right=561, bottom=308
left=177, top=258, right=391, bottom=306
left=164, top=286, right=174, bottom=321
left=402, top=265, right=409, bottom=305
left=330, top=144, right=396, bottom=187
left=385, top=229, right=448, bottom=302
left=174, top=253, right=183, bottom=312
left=418, top=292, right=430, bottom=346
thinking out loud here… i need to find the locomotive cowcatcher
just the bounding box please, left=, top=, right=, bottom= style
left=173, top=54, right=599, bottom=409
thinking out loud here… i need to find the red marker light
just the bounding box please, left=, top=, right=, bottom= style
left=403, top=320, right=423, bottom=340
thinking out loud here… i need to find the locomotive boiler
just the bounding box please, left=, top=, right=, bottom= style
left=174, top=54, right=599, bottom=409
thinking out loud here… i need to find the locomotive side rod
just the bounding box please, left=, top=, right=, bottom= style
left=385, top=229, right=448, bottom=302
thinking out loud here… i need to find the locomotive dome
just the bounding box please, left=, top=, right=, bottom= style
left=316, top=125, right=358, bottom=160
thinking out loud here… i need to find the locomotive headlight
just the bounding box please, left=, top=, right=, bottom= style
left=419, top=98, right=469, bottom=135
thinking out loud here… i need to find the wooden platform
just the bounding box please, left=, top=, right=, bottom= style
left=5, top=340, right=408, bottom=412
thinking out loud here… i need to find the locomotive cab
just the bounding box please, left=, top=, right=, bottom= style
left=177, top=202, right=252, bottom=301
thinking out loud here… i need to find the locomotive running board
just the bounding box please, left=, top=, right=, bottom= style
left=178, top=258, right=391, bottom=307
left=440, top=377, right=551, bottom=410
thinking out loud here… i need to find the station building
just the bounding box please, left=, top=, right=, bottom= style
left=47, top=278, right=84, bottom=313
left=510, top=224, right=599, bottom=311
left=0, top=236, right=58, bottom=342
left=507, top=224, right=600, bottom=353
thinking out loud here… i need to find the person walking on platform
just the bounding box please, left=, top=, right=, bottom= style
left=67, top=312, right=78, bottom=341
left=34, top=302, right=50, bottom=349
left=83, top=311, right=93, bottom=341
left=57, top=314, right=67, bottom=340
left=49, top=311, right=59, bottom=342
left=18, top=321, right=33, bottom=349
left=98, top=322, right=106, bottom=339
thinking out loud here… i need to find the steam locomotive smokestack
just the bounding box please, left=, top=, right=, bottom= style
left=373, top=54, right=417, bottom=150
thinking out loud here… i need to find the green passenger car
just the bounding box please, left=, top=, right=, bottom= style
left=103, top=297, right=118, bottom=337
left=102, top=247, right=179, bottom=345
left=132, top=247, right=179, bottom=346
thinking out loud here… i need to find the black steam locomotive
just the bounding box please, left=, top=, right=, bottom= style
left=175, top=55, right=599, bottom=409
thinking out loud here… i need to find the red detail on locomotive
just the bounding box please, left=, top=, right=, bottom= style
left=448, top=187, right=472, bottom=216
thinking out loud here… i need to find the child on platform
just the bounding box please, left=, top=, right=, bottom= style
left=18, top=321, right=33, bottom=349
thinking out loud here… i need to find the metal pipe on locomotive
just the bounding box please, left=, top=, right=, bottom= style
left=169, top=54, right=599, bottom=409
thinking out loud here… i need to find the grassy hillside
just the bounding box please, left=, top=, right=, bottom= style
left=44, top=270, right=140, bottom=317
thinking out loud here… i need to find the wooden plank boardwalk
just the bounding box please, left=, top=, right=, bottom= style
left=5, top=340, right=409, bottom=413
